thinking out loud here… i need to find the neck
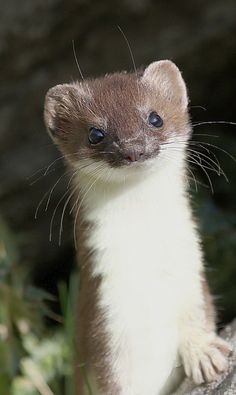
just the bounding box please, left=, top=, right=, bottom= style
left=76, top=155, right=187, bottom=217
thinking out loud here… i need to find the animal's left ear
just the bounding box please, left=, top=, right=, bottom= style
left=142, top=60, right=188, bottom=110
left=44, top=84, right=77, bottom=140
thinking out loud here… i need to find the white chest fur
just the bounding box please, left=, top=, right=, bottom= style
left=79, top=160, right=203, bottom=395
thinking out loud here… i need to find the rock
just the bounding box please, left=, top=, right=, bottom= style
left=174, top=320, right=236, bottom=394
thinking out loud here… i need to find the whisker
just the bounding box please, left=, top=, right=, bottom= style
left=187, top=166, right=198, bottom=192
left=160, top=149, right=198, bottom=192
left=50, top=162, right=105, bottom=245
left=161, top=142, right=216, bottom=192
left=116, top=25, right=141, bottom=101
left=28, top=165, right=51, bottom=180
left=98, top=151, right=116, bottom=155
left=187, top=148, right=227, bottom=180
left=161, top=136, right=233, bottom=184
left=29, top=152, right=80, bottom=186
left=187, top=155, right=214, bottom=193
left=191, top=141, right=236, bottom=164
left=117, top=25, right=137, bottom=74
left=163, top=142, right=225, bottom=186
left=34, top=170, right=71, bottom=219
left=176, top=138, right=227, bottom=167
left=30, top=168, right=57, bottom=186
left=45, top=169, right=73, bottom=212
left=193, top=120, right=236, bottom=127
left=187, top=153, right=217, bottom=174
left=67, top=170, right=79, bottom=189
left=190, top=105, right=207, bottom=111
left=191, top=143, right=221, bottom=169
left=72, top=39, right=84, bottom=80
left=58, top=183, right=80, bottom=246
left=35, top=190, right=51, bottom=220
left=192, top=133, right=219, bottom=138
left=57, top=162, right=101, bottom=245
left=162, top=142, right=216, bottom=171
left=189, top=144, right=228, bottom=182
left=44, top=153, right=79, bottom=175
left=186, top=155, right=217, bottom=177
left=73, top=175, right=101, bottom=250
left=49, top=187, right=73, bottom=242
left=70, top=163, right=105, bottom=214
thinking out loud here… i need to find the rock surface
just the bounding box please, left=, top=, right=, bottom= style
left=175, top=320, right=236, bottom=395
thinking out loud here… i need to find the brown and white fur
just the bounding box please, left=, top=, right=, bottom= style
left=44, top=60, right=231, bottom=395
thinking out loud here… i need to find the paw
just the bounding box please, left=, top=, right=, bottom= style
left=181, top=333, right=232, bottom=385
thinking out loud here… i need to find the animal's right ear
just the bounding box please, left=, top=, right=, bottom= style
left=142, top=60, right=188, bottom=110
left=44, top=84, right=78, bottom=139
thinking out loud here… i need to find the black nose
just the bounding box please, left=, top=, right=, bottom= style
left=124, top=148, right=144, bottom=162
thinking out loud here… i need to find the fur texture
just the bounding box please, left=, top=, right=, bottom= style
left=44, top=60, right=231, bottom=395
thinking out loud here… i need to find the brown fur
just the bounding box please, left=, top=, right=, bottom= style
left=44, top=61, right=214, bottom=395
left=201, top=273, right=217, bottom=332
left=44, top=62, right=191, bottom=171
left=75, top=215, right=121, bottom=395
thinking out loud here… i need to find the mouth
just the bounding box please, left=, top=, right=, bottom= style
left=76, top=151, right=161, bottom=183
left=120, top=155, right=159, bottom=173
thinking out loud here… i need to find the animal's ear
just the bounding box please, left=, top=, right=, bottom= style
left=44, top=83, right=79, bottom=139
left=142, top=60, right=188, bottom=110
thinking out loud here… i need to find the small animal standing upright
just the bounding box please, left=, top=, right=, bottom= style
left=44, top=60, right=231, bottom=395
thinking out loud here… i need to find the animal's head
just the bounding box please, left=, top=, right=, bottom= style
left=44, top=60, right=191, bottom=182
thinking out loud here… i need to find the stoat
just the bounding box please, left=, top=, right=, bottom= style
left=44, top=60, right=231, bottom=395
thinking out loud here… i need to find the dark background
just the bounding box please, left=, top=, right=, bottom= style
left=0, top=0, right=235, bottom=323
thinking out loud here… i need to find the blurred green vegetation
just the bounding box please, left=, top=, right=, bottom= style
left=0, top=218, right=77, bottom=395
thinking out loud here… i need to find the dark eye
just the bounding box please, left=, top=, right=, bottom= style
left=88, top=127, right=105, bottom=145
left=148, top=111, right=163, bottom=128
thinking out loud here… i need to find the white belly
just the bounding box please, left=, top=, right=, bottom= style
left=92, top=234, right=181, bottom=394
left=82, top=168, right=202, bottom=395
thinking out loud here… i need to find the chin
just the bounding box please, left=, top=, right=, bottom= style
left=74, top=149, right=183, bottom=186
